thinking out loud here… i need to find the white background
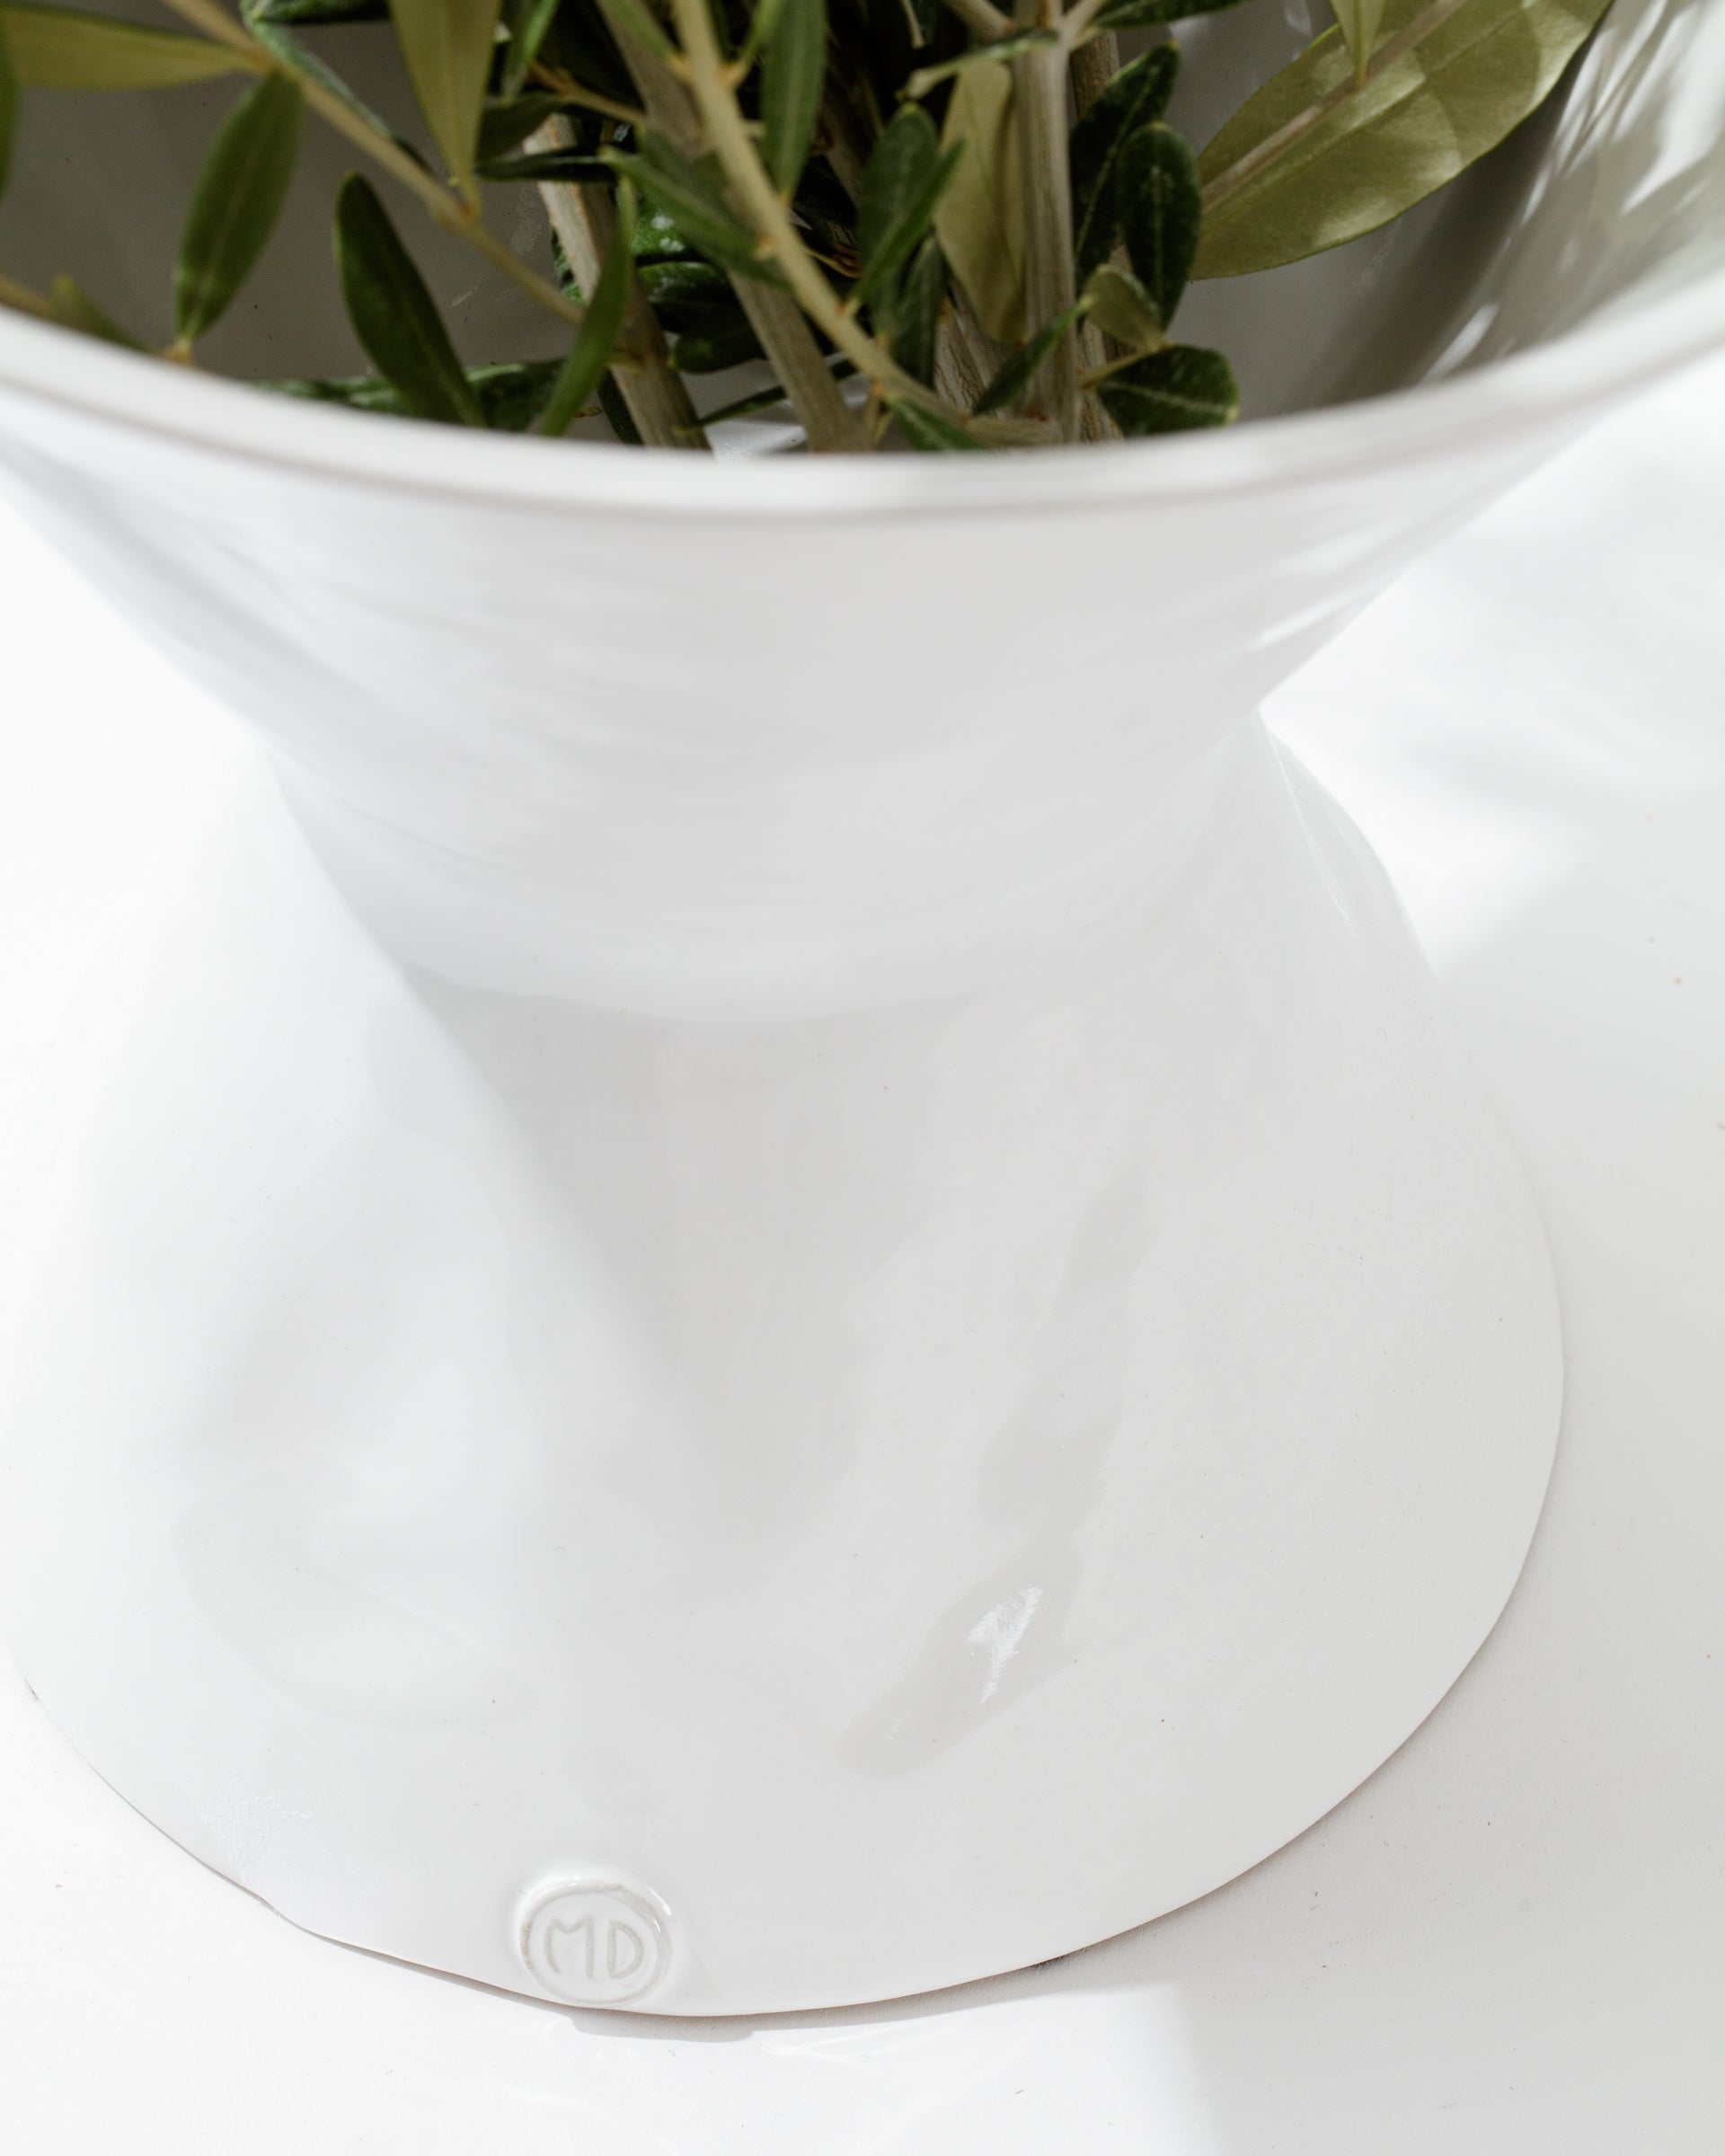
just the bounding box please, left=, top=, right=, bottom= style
left=1, top=365, right=1721, bottom=2152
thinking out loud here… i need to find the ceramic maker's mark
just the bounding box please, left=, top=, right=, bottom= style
left=518, top=1879, right=671, bottom=2005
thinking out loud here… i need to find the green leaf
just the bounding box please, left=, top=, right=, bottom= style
left=48, top=272, right=145, bottom=348
left=933, top=57, right=1024, bottom=341
left=0, top=13, right=14, bottom=201
left=1080, top=261, right=1161, bottom=350
left=853, top=103, right=963, bottom=312
left=891, top=398, right=990, bottom=452
left=736, top=0, right=786, bottom=70
left=1329, top=0, right=1388, bottom=83
left=1195, top=0, right=1616, bottom=278
left=477, top=92, right=559, bottom=160
left=669, top=313, right=765, bottom=370
left=1117, top=122, right=1199, bottom=330
left=333, top=171, right=482, bottom=424
left=891, top=235, right=946, bottom=386
left=1098, top=343, right=1238, bottom=432
left=500, top=0, right=561, bottom=95
left=541, top=177, right=635, bottom=435
left=0, top=4, right=252, bottom=91
left=268, top=356, right=562, bottom=427
left=1092, top=0, right=1256, bottom=30
left=606, top=136, right=781, bottom=281
left=760, top=0, right=823, bottom=197
left=638, top=257, right=735, bottom=323
left=972, top=299, right=1083, bottom=414
left=1069, top=40, right=1179, bottom=287
left=387, top=0, right=503, bottom=185
left=251, top=0, right=386, bottom=22
left=904, top=27, right=1057, bottom=101
left=242, top=3, right=423, bottom=167
left=594, top=0, right=674, bottom=62
left=172, top=71, right=303, bottom=346
left=476, top=147, right=611, bottom=181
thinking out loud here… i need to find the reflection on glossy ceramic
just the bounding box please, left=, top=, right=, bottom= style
left=0, top=0, right=1720, bottom=2014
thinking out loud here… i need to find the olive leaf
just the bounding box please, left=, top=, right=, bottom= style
left=932, top=58, right=1024, bottom=342
left=476, top=93, right=560, bottom=160
left=541, top=179, right=636, bottom=436
left=270, top=356, right=562, bottom=427
left=760, top=0, right=825, bottom=197
left=500, top=0, right=561, bottom=96
left=606, top=135, right=783, bottom=280
left=0, top=3, right=252, bottom=91
left=48, top=272, right=146, bottom=348
left=668, top=312, right=765, bottom=369
left=252, top=0, right=386, bottom=21
left=1117, top=123, right=1199, bottom=330
left=1099, top=343, right=1238, bottom=432
left=973, top=300, right=1084, bottom=414
left=891, top=236, right=947, bottom=386
left=904, top=27, right=1057, bottom=101
left=476, top=147, right=611, bottom=182
left=1092, top=0, right=1258, bottom=30
left=637, top=258, right=735, bottom=330
left=1329, top=0, right=1387, bottom=84
left=854, top=104, right=963, bottom=312
left=1195, top=0, right=1616, bottom=278
left=892, top=398, right=990, bottom=451
left=173, top=72, right=303, bottom=346
left=1081, top=261, right=1161, bottom=350
left=1069, top=40, right=1179, bottom=287
left=333, top=171, right=483, bottom=423
left=242, top=2, right=421, bottom=167
left=387, top=0, right=503, bottom=186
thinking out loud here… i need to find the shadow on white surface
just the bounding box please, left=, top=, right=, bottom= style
left=2, top=367, right=1723, bottom=2152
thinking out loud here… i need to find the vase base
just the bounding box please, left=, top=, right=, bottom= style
left=2, top=721, right=1561, bottom=2015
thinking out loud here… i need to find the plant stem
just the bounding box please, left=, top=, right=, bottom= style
left=529, top=119, right=709, bottom=448
left=1012, top=5, right=1077, bottom=437
left=1201, top=0, right=1474, bottom=218
left=526, top=61, right=650, bottom=131
left=939, top=0, right=1013, bottom=38
left=1069, top=28, right=1119, bottom=113
left=156, top=0, right=587, bottom=334
left=592, top=2, right=869, bottom=451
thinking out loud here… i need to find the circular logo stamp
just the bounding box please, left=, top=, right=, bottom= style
left=518, top=1879, right=672, bottom=2007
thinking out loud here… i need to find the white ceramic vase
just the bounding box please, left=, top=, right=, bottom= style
left=2, top=0, right=1722, bottom=2017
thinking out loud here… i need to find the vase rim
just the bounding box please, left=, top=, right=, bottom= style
left=3, top=259, right=1723, bottom=517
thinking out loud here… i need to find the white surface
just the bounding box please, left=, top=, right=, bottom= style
left=1, top=362, right=1721, bottom=2136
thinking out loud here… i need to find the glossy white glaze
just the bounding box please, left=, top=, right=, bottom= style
left=0, top=0, right=1719, bottom=2014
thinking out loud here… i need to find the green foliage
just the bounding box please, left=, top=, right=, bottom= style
left=1100, top=344, right=1239, bottom=432
left=0, top=4, right=251, bottom=92
left=1117, top=123, right=1199, bottom=331
left=173, top=72, right=303, bottom=346
left=1195, top=0, right=1617, bottom=278
left=540, top=177, right=637, bottom=434
left=760, top=0, right=825, bottom=196
left=607, top=134, right=783, bottom=281
left=0, top=0, right=1616, bottom=455
left=387, top=0, right=502, bottom=185
left=1069, top=41, right=1179, bottom=287
left=48, top=271, right=145, bottom=347
left=892, top=397, right=989, bottom=451
left=333, top=171, right=482, bottom=423
left=973, top=301, right=1083, bottom=414
left=854, top=104, right=963, bottom=312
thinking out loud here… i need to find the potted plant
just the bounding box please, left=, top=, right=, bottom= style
left=0, top=0, right=1720, bottom=2015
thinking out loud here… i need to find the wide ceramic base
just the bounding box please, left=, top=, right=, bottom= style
left=1, top=716, right=1561, bottom=2016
